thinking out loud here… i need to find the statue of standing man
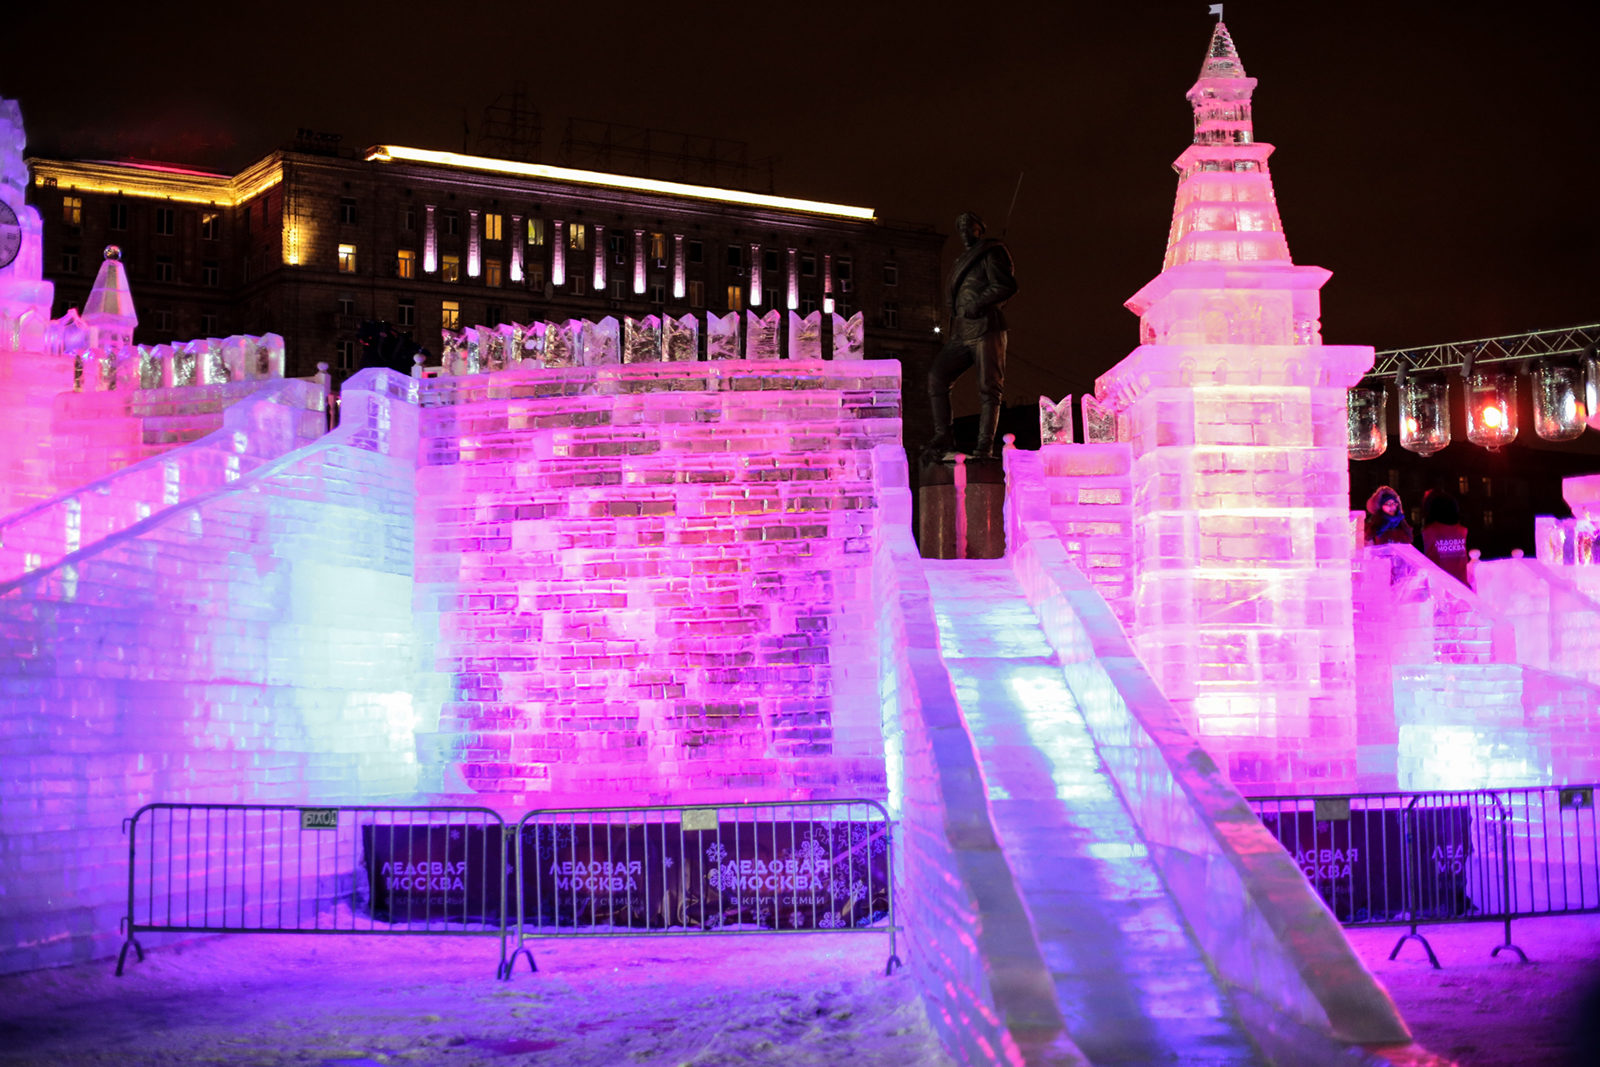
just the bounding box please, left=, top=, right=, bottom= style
left=924, top=211, right=1018, bottom=461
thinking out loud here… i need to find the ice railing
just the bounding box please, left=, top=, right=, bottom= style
left=1367, top=544, right=1515, bottom=666
left=49, top=328, right=289, bottom=393
left=0, top=378, right=328, bottom=589
left=429, top=310, right=866, bottom=375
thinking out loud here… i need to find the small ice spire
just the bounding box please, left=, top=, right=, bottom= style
left=83, top=245, right=138, bottom=341
left=1199, top=20, right=1247, bottom=81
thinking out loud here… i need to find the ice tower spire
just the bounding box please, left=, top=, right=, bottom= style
left=1160, top=20, right=1289, bottom=271
left=1096, top=22, right=1375, bottom=796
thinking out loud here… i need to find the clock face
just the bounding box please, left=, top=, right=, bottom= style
left=0, top=199, right=20, bottom=270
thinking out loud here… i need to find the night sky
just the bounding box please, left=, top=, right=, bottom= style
left=6, top=0, right=1596, bottom=408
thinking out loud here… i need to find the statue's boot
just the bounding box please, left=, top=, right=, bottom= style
left=970, top=402, right=1002, bottom=460
left=923, top=393, right=956, bottom=459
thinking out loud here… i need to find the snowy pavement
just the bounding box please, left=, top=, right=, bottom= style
left=0, top=931, right=950, bottom=1067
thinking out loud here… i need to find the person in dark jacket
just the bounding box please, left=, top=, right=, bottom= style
left=924, top=211, right=1018, bottom=461
left=1421, top=489, right=1471, bottom=583
left=1365, top=485, right=1414, bottom=546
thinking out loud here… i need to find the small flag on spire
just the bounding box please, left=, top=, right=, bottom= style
left=1209, top=3, right=1223, bottom=15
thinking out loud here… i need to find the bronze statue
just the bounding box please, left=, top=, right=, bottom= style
left=924, top=211, right=1018, bottom=461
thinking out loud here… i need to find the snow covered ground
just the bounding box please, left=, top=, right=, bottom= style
left=4, top=914, right=1598, bottom=1065
left=0, top=931, right=949, bottom=1067
left=1345, top=914, right=1600, bottom=1067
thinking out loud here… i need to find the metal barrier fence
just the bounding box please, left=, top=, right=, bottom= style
left=117, top=803, right=511, bottom=976
left=506, top=799, right=901, bottom=978
left=1248, top=785, right=1599, bottom=967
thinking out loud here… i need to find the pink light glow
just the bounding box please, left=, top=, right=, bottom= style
left=633, top=230, right=646, bottom=295
left=673, top=235, right=685, bottom=300
left=552, top=221, right=566, bottom=287
left=510, top=215, right=524, bottom=283
left=749, top=243, right=762, bottom=307
left=423, top=205, right=437, bottom=274
left=467, top=210, right=481, bottom=278
left=593, top=224, right=606, bottom=291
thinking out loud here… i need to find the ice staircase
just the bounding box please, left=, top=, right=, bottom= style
left=923, top=558, right=1265, bottom=1066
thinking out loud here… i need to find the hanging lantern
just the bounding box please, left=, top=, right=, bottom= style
left=1397, top=362, right=1451, bottom=456
left=1464, top=369, right=1518, bottom=451
left=1587, top=354, right=1600, bottom=431
left=1347, top=385, right=1387, bottom=460
left=1532, top=360, right=1588, bottom=442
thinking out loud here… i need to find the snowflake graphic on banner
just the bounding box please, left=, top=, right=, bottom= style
left=705, top=842, right=728, bottom=864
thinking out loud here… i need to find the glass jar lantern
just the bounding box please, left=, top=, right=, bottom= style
left=1532, top=361, right=1588, bottom=442
left=1398, top=373, right=1451, bottom=455
left=1465, top=371, right=1518, bottom=451
left=1347, top=386, right=1387, bottom=460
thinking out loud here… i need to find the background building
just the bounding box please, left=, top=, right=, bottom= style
left=28, top=141, right=946, bottom=445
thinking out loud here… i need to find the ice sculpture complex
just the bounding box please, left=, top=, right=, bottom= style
left=1095, top=22, right=1374, bottom=794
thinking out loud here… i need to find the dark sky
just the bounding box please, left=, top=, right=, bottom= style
left=6, top=0, right=1596, bottom=406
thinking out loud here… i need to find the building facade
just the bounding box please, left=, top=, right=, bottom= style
left=28, top=144, right=944, bottom=437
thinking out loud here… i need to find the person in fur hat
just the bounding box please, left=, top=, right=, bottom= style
left=1364, top=485, right=1414, bottom=546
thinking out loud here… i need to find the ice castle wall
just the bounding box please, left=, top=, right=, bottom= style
left=411, top=360, right=900, bottom=809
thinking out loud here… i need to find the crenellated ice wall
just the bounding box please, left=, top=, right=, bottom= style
left=411, top=359, right=900, bottom=810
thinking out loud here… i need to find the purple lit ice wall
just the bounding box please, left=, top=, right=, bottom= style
left=412, top=359, right=900, bottom=810
left=1094, top=22, right=1373, bottom=795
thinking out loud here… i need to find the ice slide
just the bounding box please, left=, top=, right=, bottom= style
left=923, top=558, right=1266, bottom=1065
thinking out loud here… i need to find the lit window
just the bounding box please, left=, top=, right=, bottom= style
left=485, top=258, right=503, bottom=287
left=109, top=202, right=128, bottom=230
left=201, top=212, right=219, bottom=240
left=442, top=254, right=460, bottom=283
left=397, top=249, right=416, bottom=279
left=883, top=262, right=898, bottom=286
left=882, top=302, right=898, bottom=329
left=527, top=218, right=545, bottom=245
left=155, top=208, right=175, bottom=236
left=202, top=261, right=219, bottom=287
left=688, top=280, right=705, bottom=307
left=397, top=298, right=415, bottom=327
left=1458, top=476, right=1470, bottom=494
left=484, top=213, right=503, bottom=241
left=62, top=196, right=82, bottom=226
left=340, top=198, right=358, bottom=225
left=569, top=223, right=587, bottom=250
left=727, top=285, right=743, bottom=312
left=649, top=232, right=667, bottom=261
left=441, top=300, right=461, bottom=330
left=1484, top=510, right=1494, bottom=527
left=61, top=247, right=80, bottom=273
left=1482, top=477, right=1493, bottom=499
left=338, top=244, right=357, bottom=273
left=155, top=256, right=175, bottom=283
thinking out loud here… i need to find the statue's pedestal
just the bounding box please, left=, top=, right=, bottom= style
left=918, top=456, right=1005, bottom=559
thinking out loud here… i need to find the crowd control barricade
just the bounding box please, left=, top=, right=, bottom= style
left=117, top=803, right=512, bottom=976
left=1248, top=785, right=1600, bottom=967
left=504, top=799, right=900, bottom=978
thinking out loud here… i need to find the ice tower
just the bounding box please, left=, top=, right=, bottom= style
left=1095, top=22, right=1373, bottom=793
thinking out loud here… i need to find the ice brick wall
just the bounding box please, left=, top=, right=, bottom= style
left=412, top=360, right=899, bottom=810
left=1004, top=445, right=1134, bottom=629
left=1473, top=558, right=1600, bottom=688
left=0, top=371, right=420, bottom=974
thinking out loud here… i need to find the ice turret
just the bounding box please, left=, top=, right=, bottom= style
left=1162, top=20, right=1289, bottom=271
left=1094, top=22, right=1376, bottom=795
left=83, top=245, right=138, bottom=349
